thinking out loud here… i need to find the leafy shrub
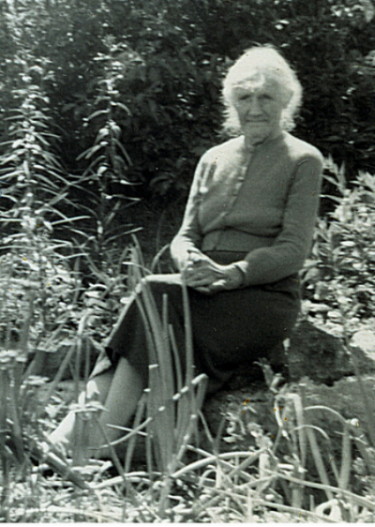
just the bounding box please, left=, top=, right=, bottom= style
left=303, top=158, right=375, bottom=329
left=73, top=42, right=137, bottom=270
left=0, top=51, right=79, bottom=349
left=2, top=0, right=374, bottom=208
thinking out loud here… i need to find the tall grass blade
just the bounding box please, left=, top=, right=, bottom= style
left=338, top=423, right=351, bottom=490
left=351, top=351, right=375, bottom=447
left=305, top=426, right=333, bottom=501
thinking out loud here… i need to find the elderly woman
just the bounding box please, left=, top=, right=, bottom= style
left=50, top=46, right=323, bottom=455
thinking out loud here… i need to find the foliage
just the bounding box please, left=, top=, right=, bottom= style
left=0, top=52, right=80, bottom=355
left=0, top=6, right=135, bottom=359
left=303, top=158, right=375, bottom=330
left=112, top=246, right=208, bottom=514
left=201, top=379, right=375, bottom=522
left=2, top=343, right=375, bottom=522
left=1, top=223, right=375, bottom=523
left=74, top=42, right=138, bottom=271
left=1, top=0, right=375, bottom=208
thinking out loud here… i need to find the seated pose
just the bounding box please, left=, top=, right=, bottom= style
left=50, top=46, right=323, bottom=457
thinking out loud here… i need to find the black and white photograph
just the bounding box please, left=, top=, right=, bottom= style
left=0, top=0, right=374, bottom=523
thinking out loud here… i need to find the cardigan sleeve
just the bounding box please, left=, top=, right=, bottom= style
left=170, top=156, right=205, bottom=270
left=235, top=154, right=323, bottom=285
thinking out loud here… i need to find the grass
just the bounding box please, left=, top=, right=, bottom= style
left=1, top=224, right=375, bottom=521
left=1, top=249, right=375, bottom=522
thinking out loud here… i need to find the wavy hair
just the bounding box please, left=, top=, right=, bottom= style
left=222, top=46, right=302, bottom=134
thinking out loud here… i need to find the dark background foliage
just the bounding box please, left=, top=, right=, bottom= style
left=1, top=0, right=375, bottom=226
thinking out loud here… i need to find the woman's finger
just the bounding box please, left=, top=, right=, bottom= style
left=194, top=279, right=226, bottom=295
left=194, top=285, right=213, bottom=294
left=184, top=270, right=214, bottom=287
left=207, top=279, right=227, bottom=293
left=186, top=277, right=213, bottom=287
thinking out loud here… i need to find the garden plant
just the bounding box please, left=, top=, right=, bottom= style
left=0, top=0, right=375, bottom=522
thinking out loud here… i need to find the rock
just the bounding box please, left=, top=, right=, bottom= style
left=351, top=329, right=375, bottom=359
left=48, top=371, right=375, bottom=485
left=216, top=321, right=375, bottom=392
left=301, top=374, right=375, bottom=430
left=40, top=319, right=375, bottom=476
left=202, top=373, right=375, bottom=477
left=28, top=315, right=374, bottom=385
left=287, top=320, right=375, bottom=384
left=202, top=320, right=375, bottom=455
left=202, top=382, right=278, bottom=452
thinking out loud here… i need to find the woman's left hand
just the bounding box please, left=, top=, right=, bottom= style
left=182, top=250, right=243, bottom=294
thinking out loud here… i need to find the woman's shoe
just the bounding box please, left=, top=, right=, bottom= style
left=19, top=438, right=92, bottom=490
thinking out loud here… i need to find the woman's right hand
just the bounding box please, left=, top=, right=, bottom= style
left=182, top=249, right=213, bottom=290
left=182, top=249, right=243, bottom=294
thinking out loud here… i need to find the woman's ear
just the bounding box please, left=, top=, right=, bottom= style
left=281, top=86, right=293, bottom=108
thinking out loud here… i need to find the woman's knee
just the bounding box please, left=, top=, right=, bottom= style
left=79, top=371, right=114, bottom=404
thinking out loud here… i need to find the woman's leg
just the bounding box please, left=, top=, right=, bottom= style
left=188, top=284, right=300, bottom=390
left=49, top=358, right=144, bottom=459
left=91, top=357, right=144, bottom=457
left=49, top=369, right=114, bottom=447
left=50, top=273, right=184, bottom=458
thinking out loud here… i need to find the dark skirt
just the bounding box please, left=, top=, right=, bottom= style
left=91, top=251, right=300, bottom=393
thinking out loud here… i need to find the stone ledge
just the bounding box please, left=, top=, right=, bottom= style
left=288, top=321, right=375, bottom=383
left=226, top=320, right=375, bottom=390
left=202, top=374, right=375, bottom=459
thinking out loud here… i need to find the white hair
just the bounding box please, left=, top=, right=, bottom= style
left=222, top=46, right=302, bottom=134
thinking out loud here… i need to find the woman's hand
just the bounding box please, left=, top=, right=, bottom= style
left=182, top=249, right=243, bottom=294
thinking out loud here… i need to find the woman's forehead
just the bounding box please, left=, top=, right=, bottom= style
left=233, top=75, right=280, bottom=94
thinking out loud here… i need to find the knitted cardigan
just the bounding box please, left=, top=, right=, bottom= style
left=170, top=131, right=323, bottom=286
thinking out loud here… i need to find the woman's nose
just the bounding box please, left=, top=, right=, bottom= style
left=248, top=96, right=262, bottom=115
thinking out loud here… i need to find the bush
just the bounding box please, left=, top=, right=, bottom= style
left=1, top=0, right=375, bottom=208
left=303, top=158, right=375, bottom=329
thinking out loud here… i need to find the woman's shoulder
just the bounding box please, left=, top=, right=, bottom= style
left=283, top=133, right=324, bottom=164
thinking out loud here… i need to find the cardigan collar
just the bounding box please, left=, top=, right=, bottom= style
left=241, top=131, right=285, bottom=154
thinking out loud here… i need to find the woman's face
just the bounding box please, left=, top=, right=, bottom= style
left=232, top=74, right=288, bottom=144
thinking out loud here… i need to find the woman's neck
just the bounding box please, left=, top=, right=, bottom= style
left=243, top=128, right=283, bottom=151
